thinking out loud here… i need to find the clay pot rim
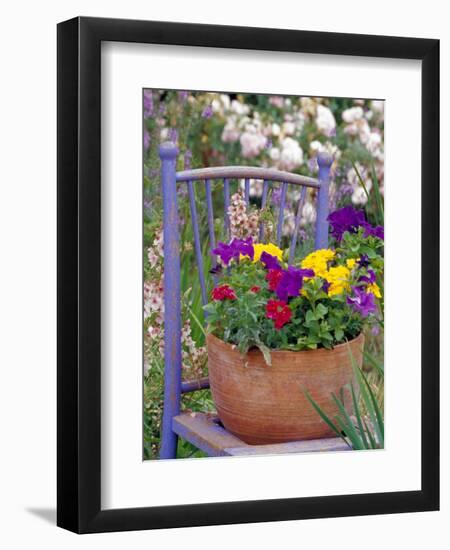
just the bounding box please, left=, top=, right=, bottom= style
left=206, top=331, right=364, bottom=358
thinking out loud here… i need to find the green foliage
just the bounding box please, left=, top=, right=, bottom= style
left=205, top=231, right=383, bottom=363
left=305, top=353, right=384, bottom=450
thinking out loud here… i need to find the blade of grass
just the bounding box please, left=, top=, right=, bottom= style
left=350, top=383, right=370, bottom=449
left=363, top=349, right=384, bottom=376
left=361, top=368, right=385, bottom=442
left=354, top=366, right=384, bottom=447
left=363, top=417, right=377, bottom=448
left=334, top=416, right=362, bottom=450
left=370, top=160, right=384, bottom=223
left=351, top=160, right=370, bottom=204
left=347, top=343, right=384, bottom=447
left=304, top=390, right=350, bottom=445
left=184, top=299, right=207, bottom=338
left=332, top=393, right=364, bottom=450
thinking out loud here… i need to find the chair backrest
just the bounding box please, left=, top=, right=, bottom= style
left=157, top=140, right=333, bottom=458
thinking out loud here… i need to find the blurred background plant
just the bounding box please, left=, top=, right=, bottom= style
left=143, top=89, right=384, bottom=459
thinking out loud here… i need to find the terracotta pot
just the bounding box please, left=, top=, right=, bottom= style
left=207, top=332, right=365, bottom=445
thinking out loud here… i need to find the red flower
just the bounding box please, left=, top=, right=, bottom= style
left=265, top=299, right=292, bottom=329
left=211, top=284, right=237, bottom=301
left=265, top=268, right=283, bottom=291
left=250, top=286, right=261, bottom=293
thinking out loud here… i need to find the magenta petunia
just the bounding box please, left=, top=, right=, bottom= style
left=328, top=206, right=384, bottom=242
left=260, top=251, right=280, bottom=270
left=346, top=287, right=377, bottom=317
left=212, top=237, right=254, bottom=265
left=275, top=266, right=315, bottom=301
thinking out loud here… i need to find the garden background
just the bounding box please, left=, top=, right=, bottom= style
left=143, top=90, right=385, bottom=459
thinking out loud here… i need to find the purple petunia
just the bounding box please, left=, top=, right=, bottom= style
left=212, top=238, right=254, bottom=265
left=357, top=254, right=370, bottom=268
left=347, top=287, right=377, bottom=317
left=260, top=251, right=280, bottom=270
left=366, top=224, right=384, bottom=240
left=359, top=269, right=377, bottom=285
left=275, top=266, right=315, bottom=301
left=322, top=280, right=331, bottom=295
left=327, top=206, right=384, bottom=242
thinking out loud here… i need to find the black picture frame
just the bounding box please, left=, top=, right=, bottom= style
left=57, top=16, right=439, bottom=533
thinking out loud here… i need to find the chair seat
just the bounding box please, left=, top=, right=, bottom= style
left=172, top=412, right=350, bottom=457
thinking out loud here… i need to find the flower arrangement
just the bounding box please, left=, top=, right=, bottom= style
left=204, top=206, right=384, bottom=364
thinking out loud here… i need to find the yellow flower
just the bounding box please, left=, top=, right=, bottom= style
left=325, top=265, right=350, bottom=296
left=346, top=258, right=357, bottom=269
left=301, top=249, right=336, bottom=277
left=367, top=282, right=382, bottom=298
left=252, top=243, right=283, bottom=263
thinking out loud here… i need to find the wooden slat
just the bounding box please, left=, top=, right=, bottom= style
left=172, top=412, right=351, bottom=458
left=187, top=180, right=207, bottom=305
left=225, top=437, right=351, bottom=456
left=172, top=413, right=246, bottom=457
left=223, top=178, right=230, bottom=236
left=244, top=177, right=250, bottom=205
left=176, top=166, right=320, bottom=188
left=288, top=186, right=307, bottom=264
left=259, top=179, right=270, bottom=241
left=276, top=182, right=288, bottom=245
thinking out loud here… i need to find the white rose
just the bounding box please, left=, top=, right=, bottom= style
left=240, top=131, right=267, bottom=158
left=221, top=122, right=240, bottom=143
left=282, top=121, right=296, bottom=136
left=280, top=137, right=303, bottom=171
left=371, top=100, right=384, bottom=113
left=269, top=147, right=281, bottom=161
left=316, top=105, right=336, bottom=136
left=211, top=99, right=222, bottom=113
left=271, top=123, right=281, bottom=136
left=342, top=106, right=364, bottom=123
left=366, top=132, right=382, bottom=154
left=309, top=140, right=323, bottom=153
left=351, top=186, right=368, bottom=206
left=231, top=99, right=249, bottom=115
left=220, top=94, right=231, bottom=110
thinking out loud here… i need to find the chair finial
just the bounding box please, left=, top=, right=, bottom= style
left=317, top=152, right=333, bottom=168
left=159, top=141, right=178, bottom=160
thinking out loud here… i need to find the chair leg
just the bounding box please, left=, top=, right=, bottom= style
left=160, top=404, right=178, bottom=459
left=159, top=141, right=182, bottom=460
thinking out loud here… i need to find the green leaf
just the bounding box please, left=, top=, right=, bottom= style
left=316, top=303, right=328, bottom=319
left=350, top=383, right=370, bottom=449
left=331, top=393, right=364, bottom=449
left=304, top=390, right=348, bottom=443
left=353, top=366, right=384, bottom=447
left=370, top=160, right=384, bottom=224
left=305, top=309, right=316, bottom=323
left=363, top=349, right=384, bottom=376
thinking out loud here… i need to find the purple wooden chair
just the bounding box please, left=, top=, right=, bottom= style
left=158, top=141, right=347, bottom=459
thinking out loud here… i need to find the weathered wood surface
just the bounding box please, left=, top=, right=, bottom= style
left=172, top=412, right=243, bottom=457
left=176, top=166, right=320, bottom=188
left=226, top=437, right=350, bottom=456
left=172, top=412, right=350, bottom=458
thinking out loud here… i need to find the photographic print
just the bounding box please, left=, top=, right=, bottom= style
left=143, top=90, right=385, bottom=460
left=57, top=17, right=438, bottom=531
